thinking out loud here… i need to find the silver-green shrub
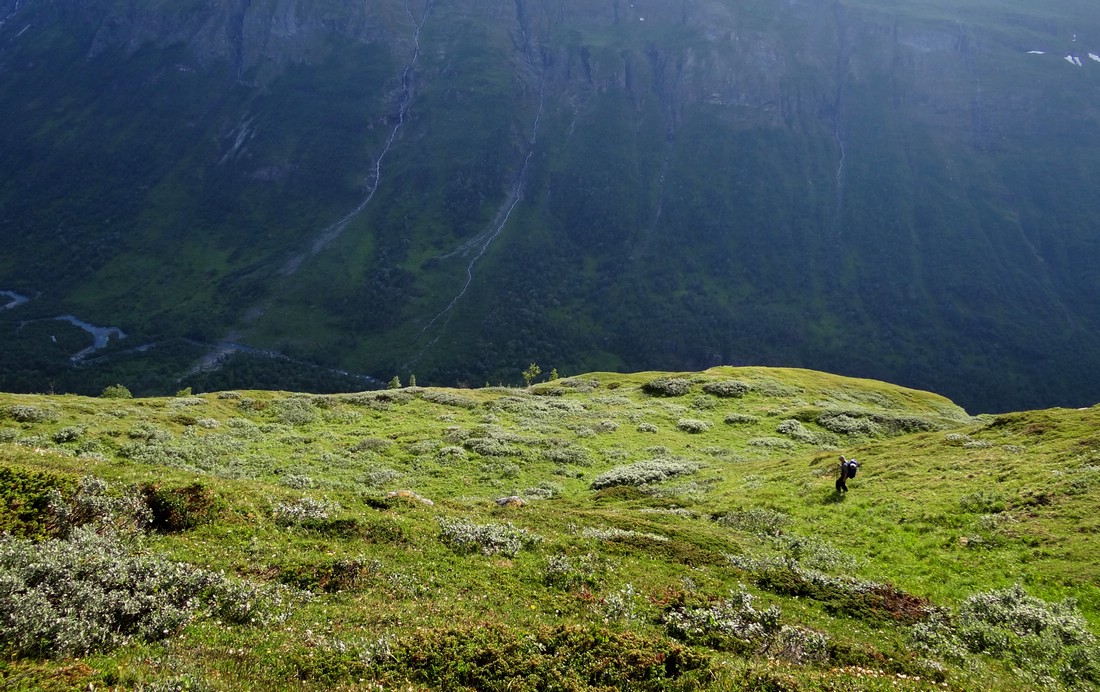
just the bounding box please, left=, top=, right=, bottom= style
left=0, top=528, right=301, bottom=658
left=702, top=380, right=750, bottom=398
left=663, top=588, right=826, bottom=662
left=716, top=507, right=791, bottom=537
left=273, top=497, right=340, bottom=524
left=724, top=413, right=759, bottom=425
left=436, top=517, right=542, bottom=557
left=590, top=460, right=702, bottom=490
left=4, top=405, right=58, bottom=423
left=676, top=418, right=711, bottom=434
left=911, top=584, right=1100, bottom=687
left=642, top=377, right=692, bottom=397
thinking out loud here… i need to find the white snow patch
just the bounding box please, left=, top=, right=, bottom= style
left=1090, top=53, right=1100, bottom=62
left=1027, top=50, right=1045, bottom=54
left=1075, top=56, right=1083, bottom=66
left=1065, top=54, right=1079, bottom=65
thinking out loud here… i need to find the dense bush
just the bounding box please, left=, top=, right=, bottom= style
left=271, top=398, right=319, bottom=426
left=724, top=413, right=759, bottom=425
left=542, top=446, right=592, bottom=466
left=437, top=517, right=542, bottom=557
left=277, top=558, right=377, bottom=593
left=48, top=476, right=151, bottom=537
left=675, top=418, right=710, bottom=434
left=141, top=482, right=218, bottom=532
left=816, top=411, right=882, bottom=436
left=0, top=467, right=73, bottom=539
left=99, top=384, right=132, bottom=399
left=642, top=377, right=692, bottom=397
left=296, top=623, right=709, bottom=690
left=702, top=380, right=750, bottom=398
left=590, top=460, right=702, bottom=490
left=775, top=419, right=822, bottom=444
left=911, top=584, right=1100, bottom=687
left=4, top=404, right=57, bottom=423
left=418, top=390, right=478, bottom=408
left=0, top=528, right=301, bottom=658
left=273, top=497, right=340, bottom=524
left=715, top=507, right=791, bottom=537
left=730, top=558, right=933, bottom=625
left=543, top=553, right=609, bottom=589
left=663, top=589, right=828, bottom=663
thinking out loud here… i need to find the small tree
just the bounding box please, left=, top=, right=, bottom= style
left=548, top=368, right=559, bottom=382
left=100, top=384, right=132, bottom=399
left=522, top=363, right=542, bottom=387
left=388, top=376, right=401, bottom=390
left=408, top=374, right=417, bottom=387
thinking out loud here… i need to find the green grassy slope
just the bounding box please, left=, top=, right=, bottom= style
left=1, top=368, right=1097, bottom=690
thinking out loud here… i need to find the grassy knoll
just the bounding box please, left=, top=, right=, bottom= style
left=1, top=367, right=1098, bottom=690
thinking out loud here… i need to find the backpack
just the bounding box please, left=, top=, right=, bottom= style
left=846, top=460, right=858, bottom=478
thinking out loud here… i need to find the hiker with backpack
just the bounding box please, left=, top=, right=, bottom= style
left=836, top=455, right=859, bottom=493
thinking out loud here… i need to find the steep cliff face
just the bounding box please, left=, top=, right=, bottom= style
left=2, top=0, right=1099, bottom=411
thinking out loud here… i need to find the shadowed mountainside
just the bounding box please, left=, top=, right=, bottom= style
left=2, top=0, right=1100, bottom=412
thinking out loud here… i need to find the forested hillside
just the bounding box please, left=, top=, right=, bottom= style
left=2, top=0, right=1100, bottom=412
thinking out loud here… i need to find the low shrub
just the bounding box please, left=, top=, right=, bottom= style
left=591, top=460, right=702, bottom=490
left=363, top=623, right=711, bottom=691
left=437, top=517, right=542, bottom=557
left=141, top=482, right=218, bottom=533
left=724, top=413, right=759, bottom=425
left=715, top=507, right=791, bottom=537
left=702, top=380, right=750, bottom=398
left=637, top=422, right=659, bottom=433
left=273, top=497, right=341, bottom=525
left=271, top=398, right=319, bottom=426
left=48, top=476, right=151, bottom=537
left=734, top=560, right=933, bottom=625
left=676, top=418, right=710, bottom=434
left=0, top=528, right=302, bottom=658
left=51, top=425, right=85, bottom=444
left=816, top=411, right=882, bottom=436
left=747, top=437, right=796, bottom=450
left=775, top=419, right=816, bottom=443
left=642, top=377, right=693, bottom=397
left=277, top=558, right=377, bottom=593
left=543, top=553, right=609, bottom=589
left=4, top=404, right=58, bottom=423
left=663, top=589, right=828, bottom=663
left=541, top=444, right=594, bottom=466
left=0, top=467, right=73, bottom=540
left=361, top=466, right=402, bottom=488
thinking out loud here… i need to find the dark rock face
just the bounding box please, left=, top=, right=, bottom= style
left=2, top=0, right=1099, bottom=412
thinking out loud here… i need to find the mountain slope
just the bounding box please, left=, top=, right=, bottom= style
left=1, top=368, right=1098, bottom=689
left=2, top=0, right=1100, bottom=412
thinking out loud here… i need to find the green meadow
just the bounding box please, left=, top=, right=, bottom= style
left=1, top=367, right=1097, bottom=690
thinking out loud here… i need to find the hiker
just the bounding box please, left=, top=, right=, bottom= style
left=836, top=455, right=859, bottom=493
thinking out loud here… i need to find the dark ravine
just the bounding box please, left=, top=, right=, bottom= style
left=1, top=0, right=1100, bottom=412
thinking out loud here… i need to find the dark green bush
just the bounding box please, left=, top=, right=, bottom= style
left=364, top=623, right=711, bottom=691
left=141, top=482, right=218, bottom=533
left=0, top=466, right=73, bottom=540
left=642, top=378, right=693, bottom=397
left=277, top=558, right=376, bottom=593
left=99, top=384, right=132, bottom=399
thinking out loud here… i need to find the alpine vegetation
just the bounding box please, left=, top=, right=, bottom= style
left=590, top=459, right=703, bottom=489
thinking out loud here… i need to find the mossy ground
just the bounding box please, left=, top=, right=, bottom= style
left=1, top=367, right=1097, bottom=690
